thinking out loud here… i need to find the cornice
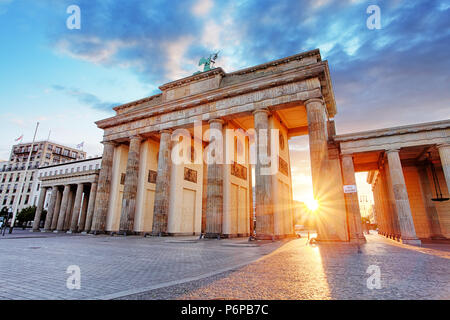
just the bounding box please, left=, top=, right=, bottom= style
left=159, top=68, right=225, bottom=91
left=96, top=62, right=329, bottom=129
left=334, top=119, right=450, bottom=142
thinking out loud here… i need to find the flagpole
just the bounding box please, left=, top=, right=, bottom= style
left=9, top=122, right=39, bottom=234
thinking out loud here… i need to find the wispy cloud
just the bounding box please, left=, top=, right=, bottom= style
left=43, top=0, right=449, bottom=130
left=52, top=85, right=121, bottom=111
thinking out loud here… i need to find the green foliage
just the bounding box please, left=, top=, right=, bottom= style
left=16, top=206, right=36, bottom=224
left=0, top=206, right=8, bottom=217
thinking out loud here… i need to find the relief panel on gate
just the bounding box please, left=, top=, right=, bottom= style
left=231, top=163, right=247, bottom=180
left=279, top=157, right=289, bottom=176
left=148, top=170, right=157, bottom=184
left=184, top=167, right=198, bottom=183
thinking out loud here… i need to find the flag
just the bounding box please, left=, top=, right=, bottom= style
left=15, top=134, right=23, bottom=142
left=76, top=141, right=84, bottom=149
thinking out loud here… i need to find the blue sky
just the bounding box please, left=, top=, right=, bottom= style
left=0, top=0, right=449, bottom=201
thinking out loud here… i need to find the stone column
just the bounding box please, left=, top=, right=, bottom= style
left=437, top=144, right=450, bottom=193
left=43, top=186, right=58, bottom=231
left=341, top=154, right=365, bottom=242
left=63, top=189, right=75, bottom=231
left=91, top=141, right=115, bottom=234
left=305, top=99, right=329, bottom=202
left=152, top=130, right=173, bottom=235
left=32, top=187, right=48, bottom=231
left=69, top=183, right=84, bottom=233
left=55, top=185, right=71, bottom=232
left=386, top=149, right=421, bottom=245
left=83, top=182, right=98, bottom=233
left=253, top=109, right=274, bottom=239
left=51, top=187, right=62, bottom=230
left=119, top=135, right=142, bottom=234
left=78, top=188, right=89, bottom=232
left=201, top=160, right=208, bottom=234
left=418, top=166, right=443, bottom=239
left=205, top=119, right=224, bottom=238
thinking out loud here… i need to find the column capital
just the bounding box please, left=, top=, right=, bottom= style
left=437, top=143, right=450, bottom=149
left=208, top=118, right=225, bottom=125
left=101, top=140, right=117, bottom=147
left=159, top=129, right=172, bottom=135
left=252, top=108, right=270, bottom=116
left=129, top=134, right=144, bottom=141
left=304, top=98, right=325, bottom=106
left=341, top=153, right=354, bottom=159
left=386, top=148, right=400, bottom=154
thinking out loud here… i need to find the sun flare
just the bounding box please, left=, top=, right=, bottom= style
left=305, top=198, right=319, bottom=212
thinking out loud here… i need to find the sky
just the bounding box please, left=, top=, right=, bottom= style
left=0, top=0, right=449, bottom=202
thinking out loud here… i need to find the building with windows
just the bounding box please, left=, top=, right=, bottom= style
left=32, top=156, right=101, bottom=232
left=0, top=141, right=86, bottom=212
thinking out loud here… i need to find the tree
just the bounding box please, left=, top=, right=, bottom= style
left=16, top=206, right=36, bottom=227
left=0, top=206, right=8, bottom=218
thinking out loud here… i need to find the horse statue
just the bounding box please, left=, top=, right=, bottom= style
left=194, top=52, right=219, bottom=74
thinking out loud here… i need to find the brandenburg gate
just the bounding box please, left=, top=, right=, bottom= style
left=87, top=49, right=450, bottom=243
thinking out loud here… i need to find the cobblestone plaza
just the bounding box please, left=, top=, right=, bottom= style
left=0, top=232, right=448, bottom=300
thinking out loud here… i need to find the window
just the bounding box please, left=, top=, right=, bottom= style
left=120, top=173, right=126, bottom=185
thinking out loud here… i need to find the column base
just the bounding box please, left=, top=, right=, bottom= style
left=255, top=233, right=275, bottom=241
left=430, top=234, right=447, bottom=240
left=53, top=230, right=65, bottom=234
left=117, top=230, right=137, bottom=236
left=204, top=233, right=221, bottom=239
left=350, top=236, right=367, bottom=243
left=220, top=233, right=251, bottom=239
left=400, top=238, right=421, bottom=246
left=90, top=230, right=106, bottom=235
left=151, top=231, right=169, bottom=237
